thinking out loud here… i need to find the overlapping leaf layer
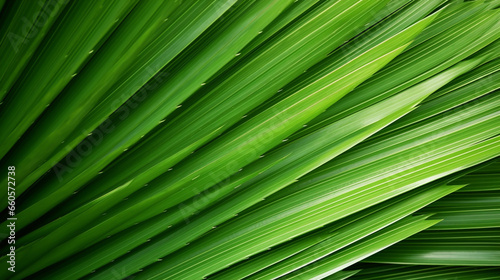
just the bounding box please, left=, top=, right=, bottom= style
left=0, top=0, right=498, bottom=279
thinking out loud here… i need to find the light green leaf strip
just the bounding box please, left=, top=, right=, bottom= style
left=11, top=0, right=288, bottom=228
left=350, top=265, right=500, bottom=280
left=90, top=30, right=500, bottom=280
left=364, top=237, right=500, bottom=266
left=36, top=0, right=393, bottom=224
left=156, top=123, right=500, bottom=280
left=214, top=183, right=462, bottom=280
left=237, top=0, right=443, bottom=132
left=16, top=155, right=290, bottom=279
left=380, top=59, right=500, bottom=135
left=299, top=2, right=500, bottom=138
left=59, top=17, right=427, bottom=280
left=68, top=26, right=409, bottom=260
left=322, top=269, right=361, bottom=280
left=265, top=216, right=439, bottom=280
left=4, top=0, right=239, bottom=202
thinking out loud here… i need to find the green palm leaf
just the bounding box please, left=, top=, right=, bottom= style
left=0, top=0, right=498, bottom=279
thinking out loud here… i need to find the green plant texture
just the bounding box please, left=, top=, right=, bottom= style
left=0, top=0, right=498, bottom=279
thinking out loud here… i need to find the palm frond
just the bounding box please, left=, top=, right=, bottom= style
left=0, top=0, right=498, bottom=279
